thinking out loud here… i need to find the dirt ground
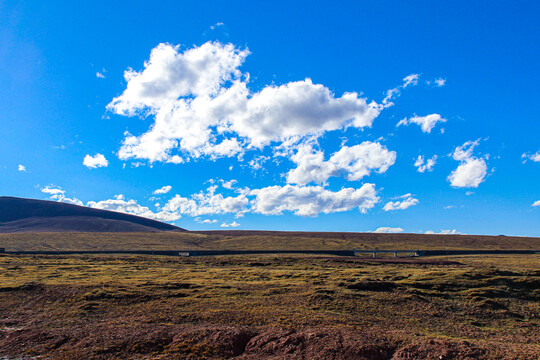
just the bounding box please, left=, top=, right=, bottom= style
left=0, top=254, right=538, bottom=359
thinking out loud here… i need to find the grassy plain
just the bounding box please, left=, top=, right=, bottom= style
left=0, top=230, right=539, bottom=251
left=0, top=251, right=538, bottom=359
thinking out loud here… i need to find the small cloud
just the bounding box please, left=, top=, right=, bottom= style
left=220, top=179, right=237, bottom=189
left=532, top=200, right=540, bottom=207
left=196, top=218, right=219, bottom=224
left=466, top=191, right=474, bottom=196
left=425, top=229, right=460, bottom=235
left=444, top=205, right=456, bottom=209
left=383, top=194, right=419, bottom=211
left=397, top=114, right=446, bottom=133
left=41, top=186, right=65, bottom=196
left=382, top=74, right=420, bottom=106
left=41, top=185, right=83, bottom=205
left=249, top=155, right=270, bottom=171
left=402, top=74, right=419, bottom=88
left=373, top=227, right=404, bottom=233
left=427, top=78, right=446, bottom=87
left=153, top=185, right=172, bottom=195
left=221, top=221, right=240, bottom=228
left=522, top=151, right=540, bottom=163
left=434, top=78, right=446, bottom=87
left=414, top=155, right=437, bottom=173
left=96, top=68, right=106, bottom=78
left=18, top=165, right=26, bottom=172
left=448, top=140, right=488, bottom=188
left=167, top=155, right=184, bottom=164
left=83, top=153, right=109, bottom=169
left=210, top=22, right=224, bottom=30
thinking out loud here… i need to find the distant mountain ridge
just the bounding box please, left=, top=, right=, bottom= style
left=0, top=196, right=185, bottom=233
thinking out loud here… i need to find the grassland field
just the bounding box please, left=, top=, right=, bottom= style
left=0, top=230, right=539, bottom=251
left=0, top=231, right=538, bottom=359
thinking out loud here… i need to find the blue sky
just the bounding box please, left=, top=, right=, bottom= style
left=1, top=0, right=539, bottom=236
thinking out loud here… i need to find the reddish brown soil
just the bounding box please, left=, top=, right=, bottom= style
left=0, top=321, right=492, bottom=360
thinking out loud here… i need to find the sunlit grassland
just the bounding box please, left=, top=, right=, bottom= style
left=0, top=229, right=538, bottom=360
left=0, top=254, right=538, bottom=339
left=0, top=231, right=538, bottom=251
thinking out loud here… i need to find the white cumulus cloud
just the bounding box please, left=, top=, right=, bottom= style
left=87, top=194, right=180, bottom=222
left=83, top=153, right=109, bottom=168
left=163, top=186, right=249, bottom=217
left=249, top=183, right=378, bottom=217
left=448, top=140, right=488, bottom=188
left=153, top=185, right=172, bottom=194
left=41, top=182, right=381, bottom=222
left=18, top=165, right=26, bottom=172
left=286, top=142, right=396, bottom=185
left=397, top=114, right=446, bottom=133
left=41, top=186, right=83, bottom=206
left=373, top=227, right=404, bottom=233
left=414, top=155, right=437, bottom=173
left=108, top=42, right=382, bottom=163
left=532, top=200, right=540, bottom=207
left=383, top=194, right=419, bottom=211
left=221, top=221, right=240, bottom=228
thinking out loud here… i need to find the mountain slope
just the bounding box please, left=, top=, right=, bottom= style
left=0, top=196, right=185, bottom=233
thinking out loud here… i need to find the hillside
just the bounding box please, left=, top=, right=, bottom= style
left=0, top=229, right=538, bottom=252
left=0, top=196, right=185, bottom=233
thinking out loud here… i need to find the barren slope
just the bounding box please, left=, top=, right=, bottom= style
left=0, top=196, right=184, bottom=233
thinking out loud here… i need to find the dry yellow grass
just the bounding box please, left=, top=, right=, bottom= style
left=0, top=253, right=538, bottom=359
left=0, top=230, right=538, bottom=251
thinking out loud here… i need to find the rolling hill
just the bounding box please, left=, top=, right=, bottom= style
left=0, top=196, right=185, bottom=233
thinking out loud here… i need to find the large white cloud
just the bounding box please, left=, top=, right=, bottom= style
left=383, top=193, right=419, bottom=211
left=162, top=183, right=379, bottom=218
left=448, top=140, right=488, bottom=188
left=249, top=183, right=378, bottom=216
left=397, top=114, right=446, bottom=133
left=41, top=181, right=380, bottom=222
left=108, top=42, right=382, bottom=163
left=163, top=186, right=249, bottom=217
left=83, top=153, right=109, bottom=168
left=286, top=142, right=396, bottom=185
